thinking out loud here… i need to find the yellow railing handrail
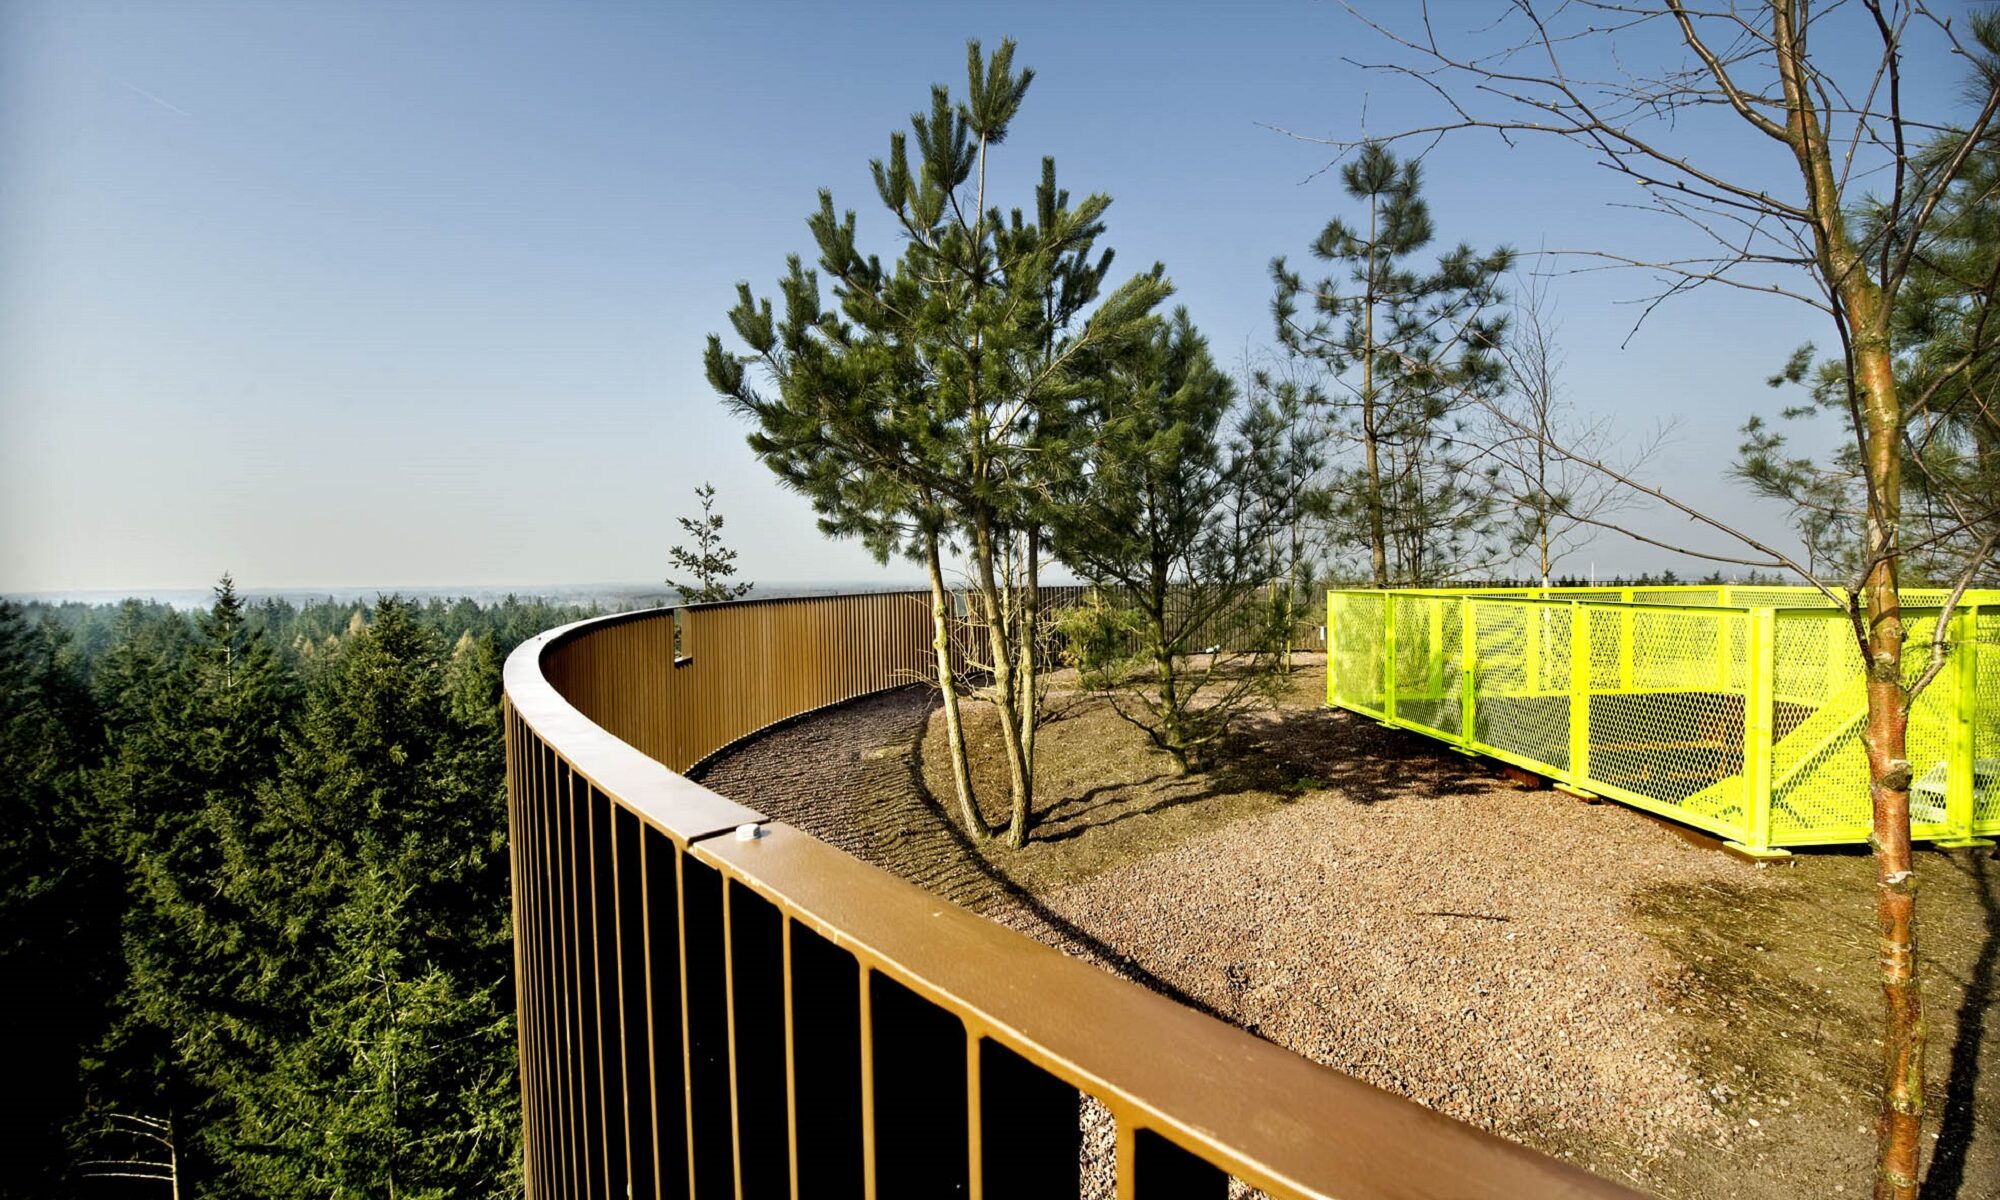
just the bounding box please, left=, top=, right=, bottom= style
left=504, top=611, right=769, bottom=847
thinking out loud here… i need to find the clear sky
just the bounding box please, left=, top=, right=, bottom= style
left=0, top=1, right=1979, bottom=593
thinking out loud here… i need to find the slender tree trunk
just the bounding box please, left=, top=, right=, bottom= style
left=1766, top=7, right=1924, bottom=1192
left=1276, top=578, right=1294, bottom=673
left=925, top=531, right=985, bottom=839
left=1017, top=525, right=1040, bottom=790
left=1364, top=198, right=1388, bottom=587
left=971, top=512, right=1034, bottom=847
left=1538, top=420, right=1554, bottom=587
left=1863, top=572, right=1923, bottom=1200
left=1855, top=315, right=1923, bottom=1200
left=1148, top=580, right=1188, bottom=774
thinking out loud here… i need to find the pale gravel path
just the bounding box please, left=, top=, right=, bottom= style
left=1027, top=764, right=1739, bottom=1185
left=697, top=685, right=1776, bottom=1197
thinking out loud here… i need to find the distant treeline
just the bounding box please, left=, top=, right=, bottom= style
left=0, top=580, right=597, bottom=1198
left=1361, top=569, right=1800, bottom=590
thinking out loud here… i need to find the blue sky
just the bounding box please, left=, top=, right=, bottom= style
left=0, top=1, right=1977, bottom=592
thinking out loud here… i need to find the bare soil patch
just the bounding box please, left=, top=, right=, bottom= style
left=696, top=662, right=2000, bottom=1199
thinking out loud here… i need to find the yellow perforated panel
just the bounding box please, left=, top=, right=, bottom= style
left=1469, top=600, right=1571, bottom=773
left=1592, top=608, right=1749, bottom=830
left=1330, top=592, right=1386, bottom=716
left=1393, top=594, right=1464, bottom=738
left=1974, top=609, right=1999, bottom=832
left=1769, top=608, right=1870, bottom=839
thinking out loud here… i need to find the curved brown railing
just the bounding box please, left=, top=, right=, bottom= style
left=504, top=592, right=1642, bottom=1199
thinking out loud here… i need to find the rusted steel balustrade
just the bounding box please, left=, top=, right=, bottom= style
left=504, top=592, right=1641, bottom=1199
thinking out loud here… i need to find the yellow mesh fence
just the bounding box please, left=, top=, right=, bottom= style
left=1327, top=586, right=2000, bottom=852
left=1978, top=611, right=2000, bottom=829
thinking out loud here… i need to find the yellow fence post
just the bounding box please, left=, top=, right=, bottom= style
left=1325, top=591, right=1337, bottom=708
left=1383, top=594, right=1398, bottom=724
left=1716, top=606, right=1732, bottom=691
left=1461, top=596, right=1477, bottom=747
left=1525, top=598, right=1543, bottom=694
left=1429, top=598, right=1446, bottom=700
left=1732, top=607, right=1786, bottom=858
left=1940, top=604, right=1991, bottom=847
left=1567, top=603, right=1591, bottom=789
left=1618, top=589, right=1635, bottom=692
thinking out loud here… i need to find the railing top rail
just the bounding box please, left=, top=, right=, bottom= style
left=1327, top=585, right=2000, bottom=614
left=669, top=584, right=935, bottom=613
left=1329, top=589, right=1763, bottom=614
left=502, top=612, right=765, bottom=847
left=697, top=823, right=1635, bottom=1200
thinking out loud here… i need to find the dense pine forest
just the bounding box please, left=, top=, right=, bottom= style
left=0, top=579, right=596, bottom=1198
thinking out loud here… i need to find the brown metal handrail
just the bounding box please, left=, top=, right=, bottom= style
left=504, top=593, right=1645, bottom=1198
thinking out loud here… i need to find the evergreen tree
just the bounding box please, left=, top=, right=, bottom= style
left=1272, top=142, right=1511, bottom=585
left=244, top=598, right=519, bottom=1197
left=1242, top=365, right=1333, bottom=668
left=91, top=598, right=196, bottom=732
left=1, top=585, right=545, bottom=1196
left=707, top=251, right=987, bottom=835
left=90, top=575, right=295, bottom=1194
left=0, top=604, right=114, bottom=1197
left=1053, top=311, right=1317, bottom=772
left=667, top=482, right=755, bottom=603
left=1739, top=110, right=2000, bottom=586
left=708, top=39, right=1169, bottom=844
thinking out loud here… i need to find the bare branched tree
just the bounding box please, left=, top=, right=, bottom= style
left=1276, top=5, right=2000, bottom=1194
left=1475, top=269, right=1663, bottom=584
left=78, top=1111, right=179, bottom=1198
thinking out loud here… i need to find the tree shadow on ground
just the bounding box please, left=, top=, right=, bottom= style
left=896, top=680, right=1519, bottom=1035
left=1031, top=772, right=1232, bottom=844
left=1034, top=790, right=1227, bottom=843
left=1925, top=850, right=1998, bottom=1199
left=1206, top=701, right=1498, bottom=806
left=904, top=711, right=1249, bottom=1029
left=1006, top=692, right=1504, bottom=850
left=1036, top=774, right=1179, bottom=824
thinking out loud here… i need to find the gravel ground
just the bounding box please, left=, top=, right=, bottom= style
left=1026, top=749, right=1731, bottom=1189
left=696, top=667, right=2000, bottom=1199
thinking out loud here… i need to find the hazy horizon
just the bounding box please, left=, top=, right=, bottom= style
left=0, top=576, right=932, bottom=609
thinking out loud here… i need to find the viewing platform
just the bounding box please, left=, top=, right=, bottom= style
left=502, top=592, right=1641, bottom=1198
left=1329, top=585, right=2000, bottom=858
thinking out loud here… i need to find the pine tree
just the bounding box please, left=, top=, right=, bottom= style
left=707, top=39, right=1169, bottom=845
left=1053, top=311, right=1318, bottom=771
left=667, top=483, right=755, bottom=603
left=1739, top=110, right=2000, bottom=587
left=1272, top=142, right=1511, bottom=585
left=707, top=252, right=988, bottom=836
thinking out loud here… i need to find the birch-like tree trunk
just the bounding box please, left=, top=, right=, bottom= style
left=1297, top=5, right=2000, bottom=1192
left=925, top=531, right=985, bottom=839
